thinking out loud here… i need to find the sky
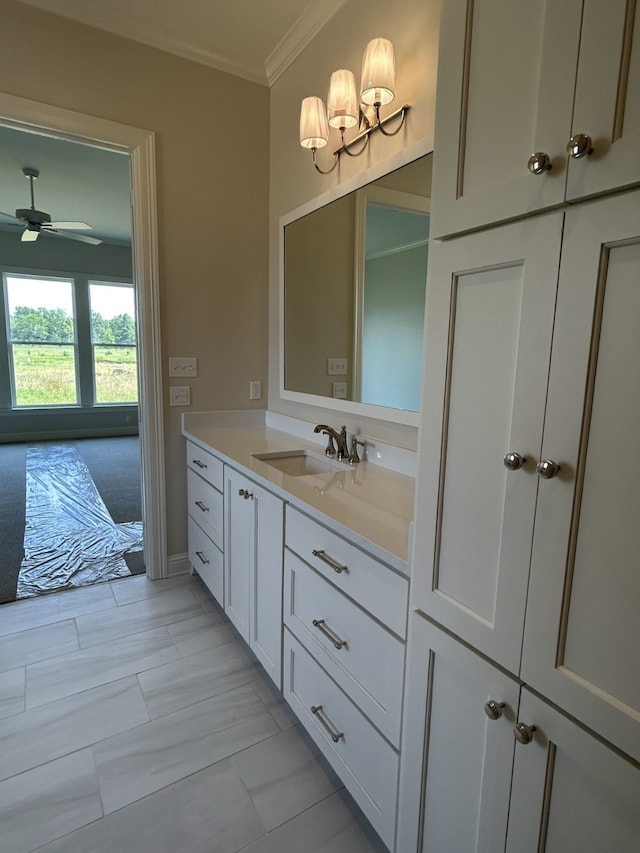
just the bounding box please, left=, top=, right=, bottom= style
left=5, top=276, right=135, bottom=319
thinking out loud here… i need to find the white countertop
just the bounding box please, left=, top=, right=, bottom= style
left=182, top=415, right=415, bottom=575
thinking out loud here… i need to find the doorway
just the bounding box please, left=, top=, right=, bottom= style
left=0, top=92, right=166, bottom=588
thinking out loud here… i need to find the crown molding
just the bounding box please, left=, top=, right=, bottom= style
left=16, top=0, right=347, bottom=87
left=16, top=0, right=268, bottom=84
left=265, top=0, right=348, bottom=86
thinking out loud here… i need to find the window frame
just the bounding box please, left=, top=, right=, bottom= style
left=0, top=266, right=136, bottom=412
left=3, top=271, right=81, bottom=409
left=88, top=279, right=138, bottom=406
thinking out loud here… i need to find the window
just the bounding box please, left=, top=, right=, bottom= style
left=89, top=282, right=138, bottom=403
left=5, top=274, right=78, bottom=406
left=1, top=272, right=137, bottom=411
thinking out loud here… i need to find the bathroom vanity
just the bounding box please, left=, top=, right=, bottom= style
left=182, top=411, right=414, bottom=849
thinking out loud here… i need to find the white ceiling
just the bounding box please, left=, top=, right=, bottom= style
left=2, top=0, right=347, bottom=249
left=15, top=0, right=347, bottom=86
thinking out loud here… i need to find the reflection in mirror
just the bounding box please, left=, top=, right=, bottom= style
left=284, top=153, right=431, bottom=413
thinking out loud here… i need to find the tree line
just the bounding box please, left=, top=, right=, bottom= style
left=10, top=306, right=136, bottom=345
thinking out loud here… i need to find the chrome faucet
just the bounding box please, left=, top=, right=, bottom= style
left=314, top=424, right=349, bottom=460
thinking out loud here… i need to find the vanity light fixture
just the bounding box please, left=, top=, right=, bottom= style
left=299, top=37, right=410, bottom=175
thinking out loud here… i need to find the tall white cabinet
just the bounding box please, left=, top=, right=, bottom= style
left=432, top=0, right=640, bottom=238
left=400, top=0, right=640, bottom=849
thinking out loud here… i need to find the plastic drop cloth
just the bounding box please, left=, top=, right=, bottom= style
left=17, top=445, right=143, bottom=599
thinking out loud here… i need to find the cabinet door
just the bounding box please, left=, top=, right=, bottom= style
left=567, top=0, right=640, bottom=201
left=397, top=614, right=519, bottom=853
left=506, top=689, right=640, bottom=852
left=431, top=0, right=581, bottom=238
left=250, top=481, right=283, bottom=687
left=224, top=468, right=252, bottom=642
left=521, top=190, right=640, bottom=763
left=413, top=214, right=562, bottom=673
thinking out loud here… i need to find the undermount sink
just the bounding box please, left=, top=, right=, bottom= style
left=252, top=449, right=345, bottom=477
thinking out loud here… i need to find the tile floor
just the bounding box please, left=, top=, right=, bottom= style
left=0, top=573, right=387, bottom=853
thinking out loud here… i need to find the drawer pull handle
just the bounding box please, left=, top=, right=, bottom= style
left=312, top=549, right=347, bottom=574
left=312, top=619, right=347, bottom=650
left=194, top=500, right=209, bottom=512
left=195, top=550, right=209, bottom=565
left=311, top=705, right=344, bottom=743
left=192, top=458, right=208, bottom=469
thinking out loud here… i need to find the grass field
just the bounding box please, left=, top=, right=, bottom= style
left=12, top=344, right=138, bottom=406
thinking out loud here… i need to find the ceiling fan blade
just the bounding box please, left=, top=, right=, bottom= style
left=0, top=210, right=19, bottom=221
left=21, top=228, right=40, bottom=242
left=48, top=229, right=103, bottom=246
left=47, top=221, right=92, bottom=230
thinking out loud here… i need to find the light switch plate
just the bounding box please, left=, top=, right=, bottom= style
left=169, top=386, right=191, bottom=406
left=169, top=357, right=198, bottom=377
left=327, top=357, right=348, bottom=375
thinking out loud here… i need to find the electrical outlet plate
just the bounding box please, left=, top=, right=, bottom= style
left=249, top=380, right=262, bottom=400
left=169, top=386, right=191, bottom=406
left=327, top=357, right=348, bottom=375
left=169, top=357, right=198, bottom=377
left=332, top=381, right=347, bottom=399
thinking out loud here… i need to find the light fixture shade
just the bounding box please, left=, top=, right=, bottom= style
left=327, top=69, right=359, bottom=129
left=299, top=96, right=329, bottom=149
left=360, top=38, right=395, bottom=106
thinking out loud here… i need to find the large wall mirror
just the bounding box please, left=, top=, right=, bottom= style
left=281, top=152, right=432, bottom=425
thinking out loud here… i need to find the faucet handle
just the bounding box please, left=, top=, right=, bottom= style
left=349, top=436, right=365, bottom=464
left=324, top=434, right=337, bottom=457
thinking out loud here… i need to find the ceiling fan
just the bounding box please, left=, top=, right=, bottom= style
left=0, top=167, right=102, bottom=245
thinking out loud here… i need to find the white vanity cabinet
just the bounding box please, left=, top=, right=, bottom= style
left=186, top=440, right=224, bottom=603
left=397, top=617, right=640, bottom=853
left=224, top=466, right=284, bottom=687
left=283, top=505, right=409, bottom=850
left=432, top=0, right=640, bottom=238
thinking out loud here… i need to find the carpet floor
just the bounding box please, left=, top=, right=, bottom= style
left=0, top=436, right=144, bottom=605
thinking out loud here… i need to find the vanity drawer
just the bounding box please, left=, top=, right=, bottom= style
left=186, top=440, right=224, bottom=491
left=284, top=550, right=404, bottom=746
left=187, top=468, right=223, bottom=549
left=188, top=517, right=223, bottom=603
left=285, top=505, right=408, bottom=638
left=283, top=629, right=399, bottom=850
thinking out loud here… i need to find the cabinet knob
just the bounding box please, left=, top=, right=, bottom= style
left=514, top=722, right=537, bottom=744
left=503, top=452, right=526, bottom=471
left=527, top=152, right=552, bottom=174
left=484, top=699, right=505, bottom=720
left=536, top=459, right=560, bottom=479
left=567, top=133, right=593, bottom=159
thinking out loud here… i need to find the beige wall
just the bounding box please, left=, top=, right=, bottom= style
left=0, top=0, right=270, bottom=558
left=269, top=0, right=440, bottom=448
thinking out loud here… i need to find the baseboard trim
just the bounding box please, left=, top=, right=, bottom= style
left=167, top=553, right=190, bottom=577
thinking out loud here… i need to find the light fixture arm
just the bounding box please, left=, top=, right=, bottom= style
left=312, top=147, right=339, bottom=175
left=339, top=126, right=369, bottom=158
left=374, top=102, right=408, bottom=137
left=334, top=103, right=410, bottom=155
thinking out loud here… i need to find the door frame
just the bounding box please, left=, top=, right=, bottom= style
left=0, top=91, right=167, bottom=579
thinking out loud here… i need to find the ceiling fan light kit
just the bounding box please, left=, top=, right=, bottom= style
left=0, top=166, right=102, bottom=245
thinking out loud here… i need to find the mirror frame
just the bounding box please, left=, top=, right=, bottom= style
left=278, top=138, right=432, bottom=428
